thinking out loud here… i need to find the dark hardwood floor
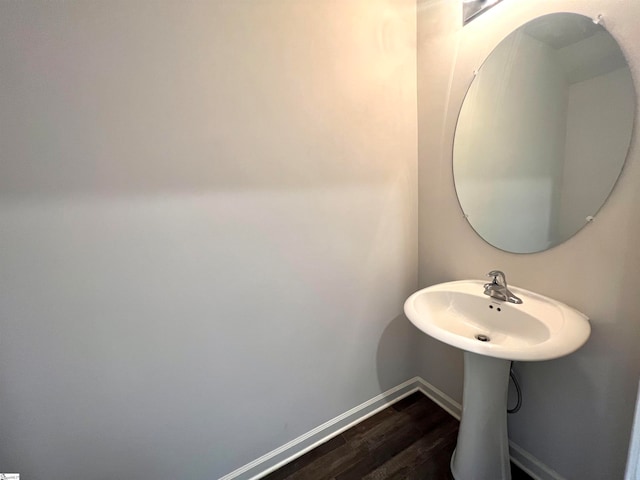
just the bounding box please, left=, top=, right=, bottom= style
left=263, top=392, right=532, bottom=480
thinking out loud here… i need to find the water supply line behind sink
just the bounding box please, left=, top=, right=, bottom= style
left=508, top=362, right=522, bottom=414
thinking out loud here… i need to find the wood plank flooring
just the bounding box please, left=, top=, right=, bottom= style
left=263, top=392, right=532, bottom=480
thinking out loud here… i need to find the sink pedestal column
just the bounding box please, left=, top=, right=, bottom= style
left=451, top=351, right=512, bottom=480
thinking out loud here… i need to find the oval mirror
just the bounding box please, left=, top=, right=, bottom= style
left=453, top=13, right=636, bottom=253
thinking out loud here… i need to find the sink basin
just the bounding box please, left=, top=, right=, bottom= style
left=405, top=279, right=590, bottom=479
left=404, top=280, right=590, bottom=361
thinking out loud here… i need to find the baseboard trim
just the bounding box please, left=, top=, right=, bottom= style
left=415, top=377, right=462, bottom=420
left=219, top=376, right=564, bottom=480
left=509, top=442, right=567, bottom=480
left=219, top=377, right=424, bottom=480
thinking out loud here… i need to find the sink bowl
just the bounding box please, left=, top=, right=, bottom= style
left=404, top=280, right=590, bottom=362
left=405, top=279, right=590, bottom=479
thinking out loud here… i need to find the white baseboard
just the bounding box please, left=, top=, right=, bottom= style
left=415, top=376, right=462, bottom=420
left=219, top=376, right=564, bottom=480
left=509, top=442, right=567, bottom=480
left=218, top=376, right=425, bottom=480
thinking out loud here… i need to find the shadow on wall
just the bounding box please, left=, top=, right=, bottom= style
left=508, top=319, right=636, bottom=479
left=375, top=313, right=421, bottom=392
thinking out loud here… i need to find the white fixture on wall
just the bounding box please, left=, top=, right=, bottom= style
left=626, top=380, right=640, bottom=480
left=462, top=0, right=504, bottom=25
left=404, top=274, right=590, bottom=480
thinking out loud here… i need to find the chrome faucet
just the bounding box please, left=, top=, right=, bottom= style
left=483, top=270, right=523, bottom=304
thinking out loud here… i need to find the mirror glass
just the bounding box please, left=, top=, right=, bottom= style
left=453, top=13, right=636, bottom=253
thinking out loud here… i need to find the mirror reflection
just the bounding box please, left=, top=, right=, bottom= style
left=453, top=13, right=635, bottom=253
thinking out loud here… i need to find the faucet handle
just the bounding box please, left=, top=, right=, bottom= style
left=487, top=270, right=506, bottom=285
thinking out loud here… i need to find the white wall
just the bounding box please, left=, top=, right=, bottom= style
left=0, top=1, right=417, bottom=478
left=417, top=1, right=640, bottom=478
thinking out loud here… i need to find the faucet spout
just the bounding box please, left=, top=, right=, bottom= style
left=483, top=270, right=523, bottom=304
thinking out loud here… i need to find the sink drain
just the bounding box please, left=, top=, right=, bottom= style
left=475, top=334, right=490, bottom=342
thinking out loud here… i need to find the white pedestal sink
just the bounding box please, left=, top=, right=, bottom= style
left=404, top=280, right=590, bottom=480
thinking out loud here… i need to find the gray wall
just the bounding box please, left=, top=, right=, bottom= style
left=417, top=0, right=640, bottom=478
left=0, top=1, right=418, bottom=478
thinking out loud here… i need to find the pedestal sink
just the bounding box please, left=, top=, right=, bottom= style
left=404, top=279, right=590, bottom=480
